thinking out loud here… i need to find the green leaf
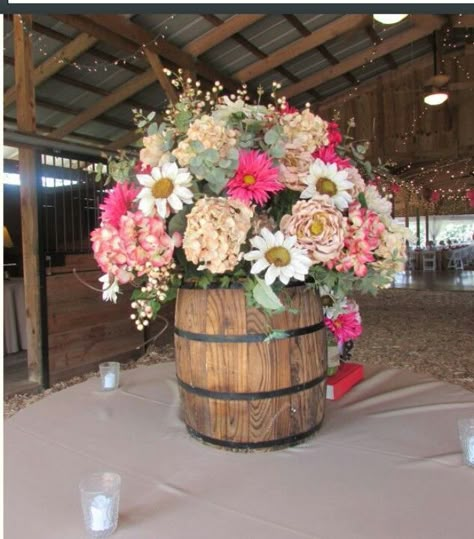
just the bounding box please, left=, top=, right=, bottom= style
left=252, top=277, right=284, bottom=311
left=147, top=122, right=158, bottom=136
left=147, top=111, right=156, bottom=122
left=168, top=207, right=189, bottom=235
left=263, top=329, right=289, bottom=343
left=137, top=120, right=147, bottom=128
left=269, top=143, right=285, bottom=158
left=358, top=192, right=368, bottom=208
left=264, top=128, right=279, bottom=145
left=206, top=168, right=228, bottom=194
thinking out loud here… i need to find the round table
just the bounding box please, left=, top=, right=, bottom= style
left=5, top=362, right=474, bottom=538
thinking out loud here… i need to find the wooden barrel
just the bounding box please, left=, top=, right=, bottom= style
left=174, top=285, right=327, bottom=451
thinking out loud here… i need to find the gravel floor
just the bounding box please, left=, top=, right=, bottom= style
left=4, top=289, right=474, bottom=419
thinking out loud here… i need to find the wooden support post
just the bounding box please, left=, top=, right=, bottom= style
left=425, top=210, right=430, bottom=246
left=416, top=208, right=421, bottom=246
left=13, top=14, right=44, bottom=385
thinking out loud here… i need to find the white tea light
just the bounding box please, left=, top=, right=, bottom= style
left=99, top=362, right=120, bottom=391
left=90, top=495, right=114, bottom=532
left=103, top=373, right=116, bottom=390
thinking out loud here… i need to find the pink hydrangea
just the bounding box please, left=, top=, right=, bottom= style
left=99, top=182, right=139, bottom=229
left=91, top=211, right=176, bottom=283
left=325, top=301, right=362, bottom=344
left=326, top=201, right=385, bottom=277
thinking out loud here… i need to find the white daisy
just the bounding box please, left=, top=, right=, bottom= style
left=301, top=159, right=353, bottom=210
left=136, top=161, right=193, bottom=218
left=99, top=274, right=120, bottom=303
left=244, top=228, right=312, bottom=286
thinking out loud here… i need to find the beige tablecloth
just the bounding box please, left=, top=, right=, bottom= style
left=5, top=363, right=474, bottom=539
left=3, top=278, right=27, bottom=354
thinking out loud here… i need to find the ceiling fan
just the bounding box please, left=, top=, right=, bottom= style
left=422, top=31, right=474, bottom=105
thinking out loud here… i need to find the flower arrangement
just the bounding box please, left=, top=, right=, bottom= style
left=91, top=72, right=411, bottom=345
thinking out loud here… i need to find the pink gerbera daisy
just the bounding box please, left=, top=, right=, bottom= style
left=226, top=150, right=284, bottom=206
left=99, top=182, right=139, bottom=229
left=325, top=306, right=362, bottom=344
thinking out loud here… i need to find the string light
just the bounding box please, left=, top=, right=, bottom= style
left=14, top=14, right=177, bottom=73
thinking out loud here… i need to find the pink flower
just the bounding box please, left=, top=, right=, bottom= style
left=279, top=102, right=298, bottom=115
left=99, top=182, right=139, bottom=229
left=325, top=301, right=362, bottom=344
left=430, top=190, right=441, bottom=203
left=390, top=182, right=401, bottom=194
left=467, top=188, right=474, bottom=208
left=134, top=161, right=152, bottom=175
left=226, top=150, right=284, bottom=206
left=312, top=145, right=352, bottom=170
left=327, top=122, right=342, bottom=146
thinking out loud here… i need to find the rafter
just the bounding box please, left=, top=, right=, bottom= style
left=105, top=130, right=143, bottom=151
left=49, top=70, right=156, bottom=140
left=277, top=17, right=445, bottom=100
left=4, top=32, right=98, bottom=108
left=80, top=15, right=240, bottom=92
left=365, top=26, right=398, bottom=70
left=234, top=14, right=370, bottom=82
left=145, top=50, right=178, bottom=104
left=184, top=14, right=265, bottom=56
left=283, top=15, right=358, bottom=88
left=201, top=14, right=321, bottom=102
left=449, top=15, right=474, bottom=27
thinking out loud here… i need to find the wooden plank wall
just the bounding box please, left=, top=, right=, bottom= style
left=46, top=254, right=143, bottom=383
left=318, top=50, right=474, bottom=165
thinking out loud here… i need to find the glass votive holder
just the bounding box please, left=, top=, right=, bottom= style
left=99, top=362, right=120, bottom=392
left=457, top=418, right=474, bottom=468
left=79, top=472, right=121, bottom=538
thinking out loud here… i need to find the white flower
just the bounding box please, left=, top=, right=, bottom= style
left=136, top=161, right=193, bottom=218
left=364, top=185, right=392, bottom=216
left=244, top=228, right=312, bottom=286
left=318, top=285, right=348, bottom=319
left=212, top=96, right=267, bottom=123
left=301, top=159, right=353, bottom=210
left=99, top=274, right=120, bottom=303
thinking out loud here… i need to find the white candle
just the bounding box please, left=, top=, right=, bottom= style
left=467, top=436, right=474, bottom=465
left=103, top=372, right=116, bottom=390
left=90, top=495, right=113, bottom=532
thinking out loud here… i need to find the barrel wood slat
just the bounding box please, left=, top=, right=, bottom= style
left=174, top=285, right=327, bottom=451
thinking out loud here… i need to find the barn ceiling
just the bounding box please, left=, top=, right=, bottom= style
left=3, top=13, right=473, bottom=155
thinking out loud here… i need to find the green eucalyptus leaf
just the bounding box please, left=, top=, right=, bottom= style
left=168, top=208, right=189, bottom=235
left=252, top=277, right=284, bottom=311
left=147, top=122, right=158, bottom=136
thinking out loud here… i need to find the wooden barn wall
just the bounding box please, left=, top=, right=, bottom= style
left=318, top=50, right=474, bottom=166
left=46, top=254, right=143, bottom=383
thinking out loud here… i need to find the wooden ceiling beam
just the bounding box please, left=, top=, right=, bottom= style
left=185, top=14, right=265, bottom=56
left=49, top=69, right=156, bottom=139
left=35, top=96, right=134, bottom=131
left=278, top=17, right=446, bottom=100
left=105, top=129, right=142, bottom=151
left=81, top=15, right=240, bottom=92
left=53, top=15, right=139, bottom=54
left=5, top=54, right=152, bottom=113
left=365, top=26, right=398, bottom=71
left=283, top=15, right=357, bottom=90
left=144, top=50, right=178, bottom=104
left=449, top=15, right=474, bottom=28
left=4, top=32, right=98, bottom=108
left=201, top=14, right=321, bottom=102
left=5, top=14, right=144, bottom=75
left=234, top=14, right=370, bottom=82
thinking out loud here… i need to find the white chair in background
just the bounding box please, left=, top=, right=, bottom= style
left=447, top=250, right=464, bottom=270
left=422, top=251, right=436, bottom=271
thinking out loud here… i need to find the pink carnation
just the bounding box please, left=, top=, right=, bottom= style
left=226, top=150, right=284, bottom=206
left=99, top=182, right=139, bottom=229
left=325, top=301, right=362, bottom=344
left=312, top=145, right=352, bottom=170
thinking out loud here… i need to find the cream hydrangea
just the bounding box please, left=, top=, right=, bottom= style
left=278, top=144, right=314, bottom=191
left=280, top=109, right=329, bottom=153
left=139, top=133, right=168, bottom=168
left=183, top=197, right=253, bottom=273
left=172, top=115, right=238, bottom=173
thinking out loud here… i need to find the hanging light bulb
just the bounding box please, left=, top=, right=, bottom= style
left=424, top=91, right=448, bottom=106
left=373, top=14, right=408, bottom=25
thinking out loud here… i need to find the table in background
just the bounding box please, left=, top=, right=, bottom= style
left=3, top=277, right=27, bottom=354
left=5, top=362, right=474, bottom=539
